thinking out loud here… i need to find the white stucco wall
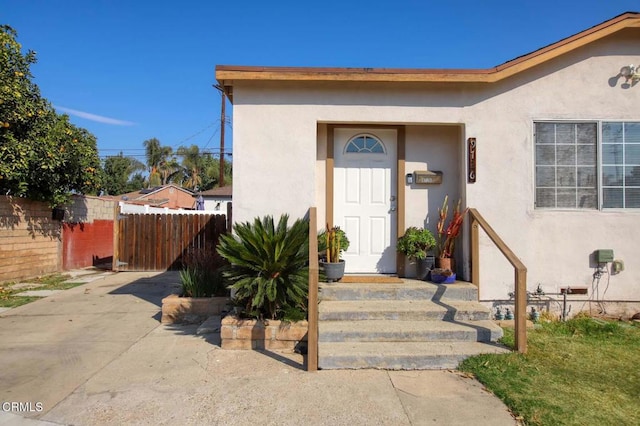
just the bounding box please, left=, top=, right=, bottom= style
left=202, top=198, right=231, bottom=213
left=229, top=28, right=640, bottom=311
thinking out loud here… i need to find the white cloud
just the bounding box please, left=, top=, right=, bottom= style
left=55, top=106, right=135, bottom=126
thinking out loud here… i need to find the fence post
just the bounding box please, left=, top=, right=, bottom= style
left=112, top=202, right=121, bottom=272
left=471, top=217, right=480, bottom=288
left=307, top=207, right=319, bottom=372
left=515, top=268, right=528, bottom=353
left=226, top=202, right=233, bottom=233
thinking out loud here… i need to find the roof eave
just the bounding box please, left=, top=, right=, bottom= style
left=215, top=12, right=640, bottom=92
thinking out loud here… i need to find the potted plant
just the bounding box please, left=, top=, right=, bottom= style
left=430, top=267, right=456, bottom=284
left=436, top=195, right=468, bottom=273
left=396, top=227, right=436, bottom=280
left=217, top=214, right=310, bottom=320
left=318, top=225, right=350, bottom=282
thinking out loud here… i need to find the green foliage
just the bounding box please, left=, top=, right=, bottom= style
left=139, top=139, right=232, bottom=192
left=199, top=153, right=232, bottom=190
left=180, top=245, right=228, bottom=297
left=460, top=317, right=640, bottom=426
left=176, top=144, right=203, bottom=189
left=102, top=153, right=146, bottom=195
left=282, top=306, right=307, bottom=323
left=0, top=25, right=102, bottom=206
left=143, top=137, right=178, bottom=187
left=217, top=214, right=309, bottom=320
left=127, top=173, right=146, bottom=192
left=396, top=227, right=436, bottom=260
left=318, top=226, right=350, bottom=262
left=0, top=273, right=83, bottom=307
left=179, top=268, right=206, bottom=298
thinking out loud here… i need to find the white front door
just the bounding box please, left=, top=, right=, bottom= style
left=334, top=129, right=397, bottom=273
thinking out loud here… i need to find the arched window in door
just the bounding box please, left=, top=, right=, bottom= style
left=345, top=134, right=386, bottom=154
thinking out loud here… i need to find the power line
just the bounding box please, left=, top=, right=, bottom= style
left=98, top=118, right=232, bottom=154
left=100, top=151, right=233, bottom=160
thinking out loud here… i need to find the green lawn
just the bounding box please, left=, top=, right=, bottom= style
left=0, top=274, right=85, bottom=308
left=459, top=316, right=640, bottom=426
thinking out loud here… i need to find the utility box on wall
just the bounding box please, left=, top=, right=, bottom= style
left=595, top=249, right=614, bottom=263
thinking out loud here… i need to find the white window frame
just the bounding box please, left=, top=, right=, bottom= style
left=344, top=133, right=386, bottom=155
left=533, top=120, right=640, bottom=211
left=601, top=121, right=640, bottom=209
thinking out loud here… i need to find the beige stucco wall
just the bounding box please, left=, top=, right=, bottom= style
left=229, top=28, right=640, bottom=310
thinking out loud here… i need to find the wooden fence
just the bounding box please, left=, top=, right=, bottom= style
left=113, top=206, right=228, bottom=271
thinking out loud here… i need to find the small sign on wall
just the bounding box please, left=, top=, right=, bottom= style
left=413, top=170, right=443, bottom=185
left=468, top=137, right=477, bottom=183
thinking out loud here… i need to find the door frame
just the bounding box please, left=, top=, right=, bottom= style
left=325, top=124, right=406, bottom=276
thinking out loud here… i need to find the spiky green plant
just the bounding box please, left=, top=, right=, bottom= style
left=317, top=226, right=350, bottom=263
left=217, top=214, right=309, bottom=320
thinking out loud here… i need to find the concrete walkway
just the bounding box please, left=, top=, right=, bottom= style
left=0, top=271, right=518, bottom=425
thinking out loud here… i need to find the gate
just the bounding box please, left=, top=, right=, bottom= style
left=113, top=207, right=228, bottom=271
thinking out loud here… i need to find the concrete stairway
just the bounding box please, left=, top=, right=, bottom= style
left=317, top=280, right=509, bottom=370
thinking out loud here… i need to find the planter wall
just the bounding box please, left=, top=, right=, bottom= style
left=221, top=315, right=308, bottom=350
left=161, top=294, right=230, bottom=324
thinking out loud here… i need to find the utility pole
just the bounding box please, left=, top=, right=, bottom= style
left=214, top=84, right=226, bottom=187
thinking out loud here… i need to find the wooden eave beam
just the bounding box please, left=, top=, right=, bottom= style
left=216, top=13, right=640, bottom=89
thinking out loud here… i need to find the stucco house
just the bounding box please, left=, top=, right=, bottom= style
left=215, top=12, right=640, bottom=317
left=198, top=185, right=232, bottom=212
left=118, top=184, right=196, bottom=210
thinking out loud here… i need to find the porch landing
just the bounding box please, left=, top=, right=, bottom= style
left=318, top=279, right=509, bottom=370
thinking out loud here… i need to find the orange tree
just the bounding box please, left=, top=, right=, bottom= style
left=0, top=25, right=102, bottom=206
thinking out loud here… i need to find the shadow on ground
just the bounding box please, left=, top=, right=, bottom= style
left=108, top=271, right=181, bottom=307
left=162, top=320, right=308, bottom=371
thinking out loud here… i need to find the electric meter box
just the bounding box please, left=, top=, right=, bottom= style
left=596, top=249, right=614, bottom=263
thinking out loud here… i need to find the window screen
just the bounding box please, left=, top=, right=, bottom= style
left=602, top=122, right=640, bottom=208
left=535, top=122, right=597, bottom=209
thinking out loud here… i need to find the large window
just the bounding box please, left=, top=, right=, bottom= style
left=535, top=122, right=597, bottom=209
left=535, top=121, right=640, bottom=210
left=602, top=122, right=640, bottom=208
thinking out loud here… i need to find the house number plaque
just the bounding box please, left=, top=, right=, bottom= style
left=413, top=170, right=443, bottom=185
left=468, top=137, right=477, bottom=183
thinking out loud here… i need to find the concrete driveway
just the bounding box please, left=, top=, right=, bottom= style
left=0, top=271, right=518, bottom=425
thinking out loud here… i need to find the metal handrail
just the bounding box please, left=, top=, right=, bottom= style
left=307, top=207, right=319, bottom=370
left=468, top=208, right=527, bottom=353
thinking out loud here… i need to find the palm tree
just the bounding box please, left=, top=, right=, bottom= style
left=177, top=144, right=203, bottom=190
left=143, top=138, right=172, bottom=187
left=158, top=155, right=181, bottom=185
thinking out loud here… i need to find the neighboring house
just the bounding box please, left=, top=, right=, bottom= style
left=198, top=186, right=232, bottom=212
left=119, top=184, right=197, bottom=210
left=215, top=12, right=640, bottom=315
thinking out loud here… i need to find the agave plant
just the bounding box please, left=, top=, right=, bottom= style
left=217, top=214, right=309, bottom=320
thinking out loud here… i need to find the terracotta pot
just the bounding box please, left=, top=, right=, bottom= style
left=436, top=257, right=454, bottom=272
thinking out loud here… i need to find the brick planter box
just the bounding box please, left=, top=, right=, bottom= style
left=221, top=315, right=308, bottom=351
left=161, top=294, right=230, bottom=324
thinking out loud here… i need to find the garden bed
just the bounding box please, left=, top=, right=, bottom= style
left=220, top=315, right=308, bottom=351
left=161, top=294, right=230, bottom=324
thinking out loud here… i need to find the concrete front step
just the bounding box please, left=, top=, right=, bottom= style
left=320, top=281, right=478, bottom=302
left=319, top=299, right=492, bottom=322
left=318, top=341, right=510, bottom=370
left=319, top=319, right=503, bottom=343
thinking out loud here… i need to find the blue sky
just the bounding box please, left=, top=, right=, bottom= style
left=2, top=1, right=638, bottom=163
